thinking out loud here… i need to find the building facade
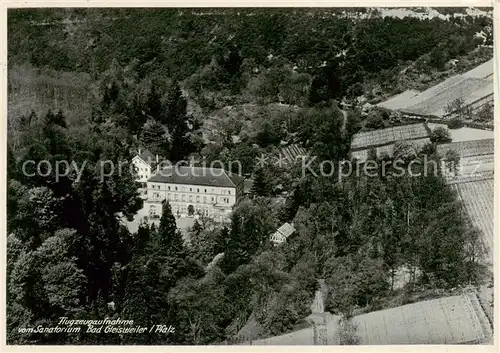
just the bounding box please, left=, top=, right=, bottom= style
left=132, top=148, right=158, bottom=187
left=146, top=166, right=244, bottom=222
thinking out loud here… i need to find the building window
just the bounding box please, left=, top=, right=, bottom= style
left=182, top=194, right=186, bottom=201
left=196, top=196, right=200, bottom=203
left=204, top=189, right=207, bottom=193
left=190, top=188, right=192, bottom=192
left=175, top=194, right=178, bottom=201
left=228, top=190, right=231, bottom=195
left=203, top=196, right=207, bottom=203
left=197, top=188, right=200, bottom=192
left=211, top=197, right=214, bottom=203
left=189, top=195, right=193, bottom=202
left=168, top=186, right=171, bottom=190
left=175, top=186, right=178, bottom=191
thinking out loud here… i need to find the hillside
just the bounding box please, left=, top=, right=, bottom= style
left=8, top=8, right=493, bottom=104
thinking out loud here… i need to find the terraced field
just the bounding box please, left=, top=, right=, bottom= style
left=377, top=59, right=493, bottom=118
left=453, top=178, right=494, bottom=262
left=437, top=138, right=494, bottom=158
left=350, top=137, right=430, bottom=163
left=246, top=294, right=491, bottom=345
left=277, top=144, right=308, bottom=165
left=353, top=294, right=491, bottom=344
left=351, top=123, right=429, bottom=150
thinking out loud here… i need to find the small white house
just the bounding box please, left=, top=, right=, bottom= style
left=132, top=148, right=158, bottom=187
left=270, top=222, right=296, bottom=245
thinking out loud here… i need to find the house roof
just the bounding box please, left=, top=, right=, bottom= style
left=135, top=148, right=156, bottom=166
left=148, top=166, right=243, bottom=188
left=270, top=222, right=296, bottom=244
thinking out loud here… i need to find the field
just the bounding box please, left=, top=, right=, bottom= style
left=350, top=137, right=430, bottom=163
left=246, top=294, right=491, bottom=345
left=377, top=59, right=493, bottom=118
left=351, top=123, right=429, bottom=150
left=352, top=294, right=491, bottom=344
left=427, top=123, right=494, bottom=142
left=275, top=144, right=308, bottom=165
left=453, top=178, right=494, bottom=262
left=437, top=138, right=494, bottom=158
left=247, top=326, right=316, bottom=345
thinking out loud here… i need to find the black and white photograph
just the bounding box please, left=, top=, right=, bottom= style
left=3, top=5, right=496, bottom=346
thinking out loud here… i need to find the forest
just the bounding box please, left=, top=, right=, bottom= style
left=6, top=8, right=492, bottom=344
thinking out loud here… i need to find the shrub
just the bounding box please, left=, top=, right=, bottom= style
left=475, top=103, right=493, bottom=122
left=365, top=113, right=385, bottom=130
left=448, top=117, right=464, bottom=129
left=445, top=98, right=472, bottom=121
left=430, top=127, right=451, bottom=143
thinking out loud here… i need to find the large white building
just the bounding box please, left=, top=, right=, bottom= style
left=146, top=166, right=244, bottom=222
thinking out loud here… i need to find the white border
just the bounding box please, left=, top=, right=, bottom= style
left=0, top=1, right=498, bottom=352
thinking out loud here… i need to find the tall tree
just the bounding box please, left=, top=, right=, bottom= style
left=140, top=120, right=169, bottom=157
left=164, top=81, right=195, bottom=162
left=251, top=168, right=271, bottom=197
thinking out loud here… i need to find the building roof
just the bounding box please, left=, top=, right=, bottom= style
left=377, top=59, right=493, bottom=118
left=351, top=123, right=429, bottom=151
left=148, top=166, right=244, bottom=188
left=436, top=138, right=494, bottom=158
left=135, top=148, right=156, bottom=166
left=270, top=222, right=296, bottom=244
